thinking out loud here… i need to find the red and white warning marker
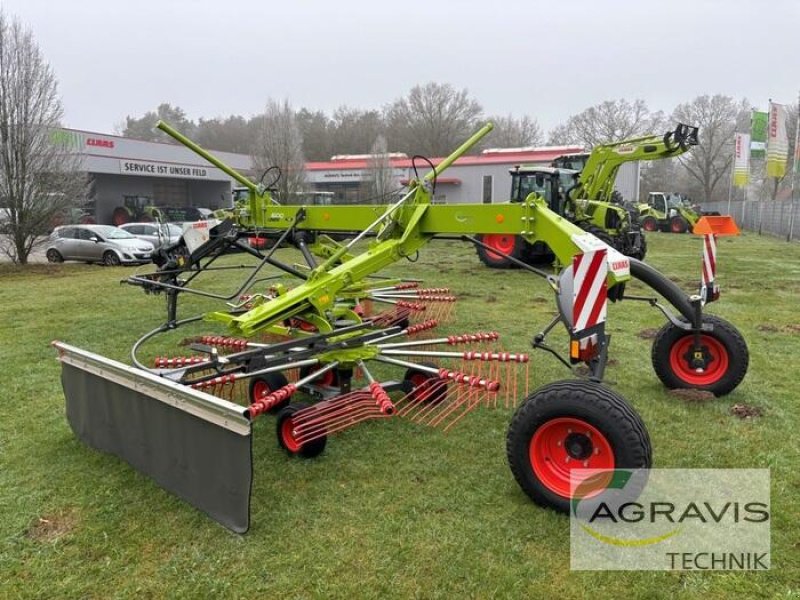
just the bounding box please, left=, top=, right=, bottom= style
left=572, top=248, right=608, bottom=336
left=699, top=233, right=719, bottom=304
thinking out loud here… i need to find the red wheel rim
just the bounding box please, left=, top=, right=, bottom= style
left=317, top=370, right=336, bottom=387
left=671, top=220, right=682, bottom=233
left=668, top=334, right=729, bottom=386
left=482, top=234, right=516, bottom=260
left=252, top=379, right=271, bottom=401
left=529, top=417, right=615, bottom=498
left=112, top=208, right=129, bottom=226
left=643, top=219, right=656, bottom=232
left=409, top=373, right=433, bottom=401
left=280, top=418, right=301, bottom=453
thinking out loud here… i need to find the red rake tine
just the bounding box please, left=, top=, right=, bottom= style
left=296, top=406, right=390, bottom=444
left=292, top=394, right=391, bottom=443
left=441, top=389, right=488, bottom=432
left=396, top=380, right=449, bottom=419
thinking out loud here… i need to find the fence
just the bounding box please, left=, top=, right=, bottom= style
left=702, top=199, right=800, bottom=241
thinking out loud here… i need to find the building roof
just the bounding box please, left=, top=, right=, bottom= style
left=67, top=126, right=584, bottom=178
left=306, top=146, right=584, bottom=171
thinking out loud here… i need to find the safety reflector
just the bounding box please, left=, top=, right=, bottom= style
left=54, top=341, right=253, bottom=533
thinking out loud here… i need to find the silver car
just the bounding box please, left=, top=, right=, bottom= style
left=118, top=222, right=183, bottom=250
left=46, top=224, right=154, bottom=266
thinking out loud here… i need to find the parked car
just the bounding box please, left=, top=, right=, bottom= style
left=157, top=206, right=213, bottom=225
left=119, top=222, right=183, bottom=250
left=46, top=224, right=154, bottom=266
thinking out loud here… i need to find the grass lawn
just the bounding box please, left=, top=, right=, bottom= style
left=1, top=232, right=798, bottom=598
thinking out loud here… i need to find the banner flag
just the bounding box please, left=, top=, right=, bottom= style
left=794, top=115, right=800, bottom=175
left=767, top=102, right=789, bottom=178
left=750, top=110, right=768, bottom=159
left=733, top=133, right=750, bottom=187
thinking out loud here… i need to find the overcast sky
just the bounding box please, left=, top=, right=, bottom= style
left=3, top=0, right=798, bottom=135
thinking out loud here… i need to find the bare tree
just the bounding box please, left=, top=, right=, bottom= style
left=385, top=82, right=483, bottom=157
left=331, top=106, right=385, bottom=156
left=123, top=103, right=196, bottom=143
left=548, top=99, right=663, bottom=147
left=194, top=115, right=254, bottom=154
left=0, top=11, right=87, bottom=264
left=296, top=108, right=333, bottom=161
left=251, top=99, right=306, bottom=202
left=672, top=95, right=748, bottom=202
left=485, top=114, right=543, bottom=148
left=363, top=135, right=400, bottom=204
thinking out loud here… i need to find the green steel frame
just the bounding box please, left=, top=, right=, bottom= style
left=156, top=120, right=632, bottom=339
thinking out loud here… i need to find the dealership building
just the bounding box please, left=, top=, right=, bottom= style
left=63, top=128, right=640, bottom=224
left=60, top=128, right=252, bottom=225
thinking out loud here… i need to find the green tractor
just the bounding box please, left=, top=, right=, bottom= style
left=476, top=123, right=699, bottom=268
left=111, top=195, right=161, bottom=226
left=638, top=192, right=720, bottom=234
left=475, top=163, right=646, bottom=267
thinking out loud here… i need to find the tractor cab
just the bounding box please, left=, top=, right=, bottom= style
left=550, top=152, right=590, bottom=173
left=232, top=187, right=250, bottom=205
left=509, top=166, right=578, bottom=215
left=647, top=192, right=685, bottom=218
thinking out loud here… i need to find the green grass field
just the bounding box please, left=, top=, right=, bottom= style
left=1, top=232, right=799, bottom=598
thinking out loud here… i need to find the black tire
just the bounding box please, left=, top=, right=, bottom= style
left=669, top=215, right=688, bottom=234
left=630, top=233, right=647, bottom=260
left=46, top=249, right=63, bottom=263
left=276, top=403, right=327, bottom=458
left=651, top=314, right=748, bottom=396
left=521, top=241, right=556, bottom=266
left=641, top=216, right=658, bottom=232
left=248, top=372, right=290, bottom=414
left=506, top=380, right=652, bottom=513
left=582, top=224, right=614, bottom=247
left=402, top=363, right=447, bottom=403
left=475, top=234, right=526, bottom=268
left=103, top=251, right=121, bottom=266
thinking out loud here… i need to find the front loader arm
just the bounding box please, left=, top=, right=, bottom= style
left=573, top=123, right=699, bottom=203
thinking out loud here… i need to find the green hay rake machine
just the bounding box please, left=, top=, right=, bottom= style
left=53, top=121, right=748, bottom=533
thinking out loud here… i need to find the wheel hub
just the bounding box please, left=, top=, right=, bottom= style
left=564, top=432, right=593, bottom=460
left=683, top=343, right=713, bottom=371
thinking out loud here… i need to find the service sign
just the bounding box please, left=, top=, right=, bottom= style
left=119, top=159, right=209, bottom=179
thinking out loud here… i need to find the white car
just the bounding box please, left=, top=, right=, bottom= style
left=119, top=222, right=183, bottom=250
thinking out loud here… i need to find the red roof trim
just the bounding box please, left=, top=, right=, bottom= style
left=305, top=147, right=583, bottom=171
left=400, top=177, right=461, bottom=185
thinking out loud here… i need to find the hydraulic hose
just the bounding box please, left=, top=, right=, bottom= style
left=628, top=258, right=695, bottom=322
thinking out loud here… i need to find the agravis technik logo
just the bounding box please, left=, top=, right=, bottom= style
left=569, top=469, right=770, bottom=570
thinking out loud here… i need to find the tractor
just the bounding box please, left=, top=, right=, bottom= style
left=111, top=195, right=161, bottom=226
left=475, top=124, right=699, bottom=268
left=639, top=192, right=723, bottom=233
left=52, top=120, right=747, bottom=533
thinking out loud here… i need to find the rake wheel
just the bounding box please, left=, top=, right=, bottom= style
left=277, top=403, right=327, bottom=458
left=402, top=363, right=447, bottom=404
left=248, top=372, right=290, bottom=414
left=651, top=314, right=748, bottom=396
left=506, top=380, right=651, bottom=513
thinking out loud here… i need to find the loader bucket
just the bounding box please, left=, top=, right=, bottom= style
left=53, top=341, right=253, bottom=533
left=693, top=215, right=740, bottom=236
